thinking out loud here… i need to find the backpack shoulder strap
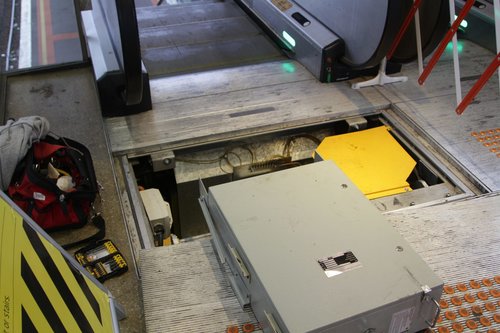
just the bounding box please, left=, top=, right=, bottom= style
left=62, top=213, right=105, bottom=250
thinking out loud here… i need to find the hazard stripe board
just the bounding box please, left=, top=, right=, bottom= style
left=0, top=192, right=117, bottom=332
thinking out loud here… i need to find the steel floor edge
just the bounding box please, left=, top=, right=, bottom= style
left=104, top=59, right=390, bottom=156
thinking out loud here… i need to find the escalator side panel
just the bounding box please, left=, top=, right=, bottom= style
left=236, top=0, right=345, bottom=82
left=294, top=0, right=403, bottom=68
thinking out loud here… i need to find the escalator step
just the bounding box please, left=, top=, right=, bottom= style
left=136, top=1, right=284, bottom=77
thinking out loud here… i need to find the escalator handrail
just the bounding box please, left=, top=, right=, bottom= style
left=115, top=0, right=143, bottom=105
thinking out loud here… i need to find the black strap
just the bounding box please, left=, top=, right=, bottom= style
left=62, top=214, right=105, bottom=250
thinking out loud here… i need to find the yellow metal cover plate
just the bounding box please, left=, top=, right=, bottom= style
left=315, top=126, right=415, bottom=199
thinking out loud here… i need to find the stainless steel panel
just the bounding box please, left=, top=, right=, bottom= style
left=386, top=193, right=500, bottom=285
left=104, top=60, right=389, bottom=156
left=396, top=95, right=500, bottom=192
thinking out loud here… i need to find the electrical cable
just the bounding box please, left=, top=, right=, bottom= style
left=219, top=151, right=243, bottom=174
left=283, top=134, right=321, bottom=157
left=175, top=143, right=255, bottom=168
left=175, top=134, right=317, bottom=175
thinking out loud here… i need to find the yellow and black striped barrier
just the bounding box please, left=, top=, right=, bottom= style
left=0, top=191, right=119, bottom=332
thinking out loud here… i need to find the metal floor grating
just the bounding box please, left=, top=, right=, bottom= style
left=387, top=194, right=500, bottom=332
left=387, top=194, right=500, bottom=286
left=139, top=236, right=259, bottom=333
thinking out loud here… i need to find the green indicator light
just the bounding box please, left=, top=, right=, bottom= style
left=282, top=31, right=296, bottom=48
left=445, top=41, right=464, bottom=53
left=281, top=62, right=296, bottom=73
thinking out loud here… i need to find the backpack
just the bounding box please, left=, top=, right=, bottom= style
left=8, top=135, right=99, bottom=233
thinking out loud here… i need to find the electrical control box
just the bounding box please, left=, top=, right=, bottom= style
left=199, top=161, right=442, bottom=333
left=140, top=188, right=172, bottom=238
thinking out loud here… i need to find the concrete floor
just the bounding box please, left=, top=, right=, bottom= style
left=4, top=67, right=145, bottom=332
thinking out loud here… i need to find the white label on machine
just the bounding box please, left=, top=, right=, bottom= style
left=317, top=251, right=362, bottom=278
left=389, top=307, right=415, bottom=333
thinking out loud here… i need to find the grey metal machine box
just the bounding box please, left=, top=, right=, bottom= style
left=199, top=161, right=442, bottom=333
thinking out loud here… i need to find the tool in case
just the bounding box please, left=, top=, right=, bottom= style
left=75, top=239, right=128, bottom=281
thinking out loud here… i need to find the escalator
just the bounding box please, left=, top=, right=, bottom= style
left=135, top=0, right=450, bottom=82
